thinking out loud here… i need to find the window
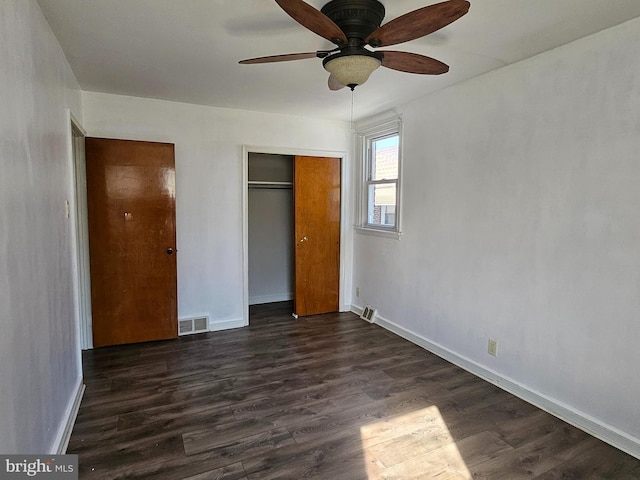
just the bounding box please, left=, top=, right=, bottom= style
left=357, top=116, right=402, bottom=237
left=366, top=134, right=399, bottom=228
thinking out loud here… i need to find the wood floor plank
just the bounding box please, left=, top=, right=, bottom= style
left=242, top=429, right=371, bottom=480
left=75, top=433, right=186, bottom=479
left=116, top=402, right=234, bottom=432
left=494, top=408, right=567, bottom=449
left=469, top=425, right=600, bottom=479
left=287, top=387, right=441, bottom=447
left=532, top=442, right=640, bottom=479
left=81, top=452, right=248, bottom=480
left=232, top=387, right=375, bottom=426
left=183, top=418, right=287, bottom=456
left=378, top=430, right=514, bottom=479
left=180, top=463, right=247, bottom=480
left=69, top=302, right=640, bottom=479
left=184, top=426, right=295, bottom=460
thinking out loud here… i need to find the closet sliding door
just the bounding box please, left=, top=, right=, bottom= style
left=293, top=156, right=341, bottom=317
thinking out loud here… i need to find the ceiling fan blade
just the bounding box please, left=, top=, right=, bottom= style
left=366, top=0, right=470, bottom=48
left=239, top=52, right=319, bottom=64
left=328, top=74, right=345, bottom=91
left=275, top=0, right=347, bottom=45
left=380, top=51, right=449, bottom=75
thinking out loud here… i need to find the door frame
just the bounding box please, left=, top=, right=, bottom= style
left=67, top=110, right=93, bottom=351
left=242, top=145, right=349, bottom=325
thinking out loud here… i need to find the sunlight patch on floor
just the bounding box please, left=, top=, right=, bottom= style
left=360, top=405, right=472, bottom=479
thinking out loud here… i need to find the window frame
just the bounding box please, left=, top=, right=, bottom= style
left=356, top=116, right=403, bottom=239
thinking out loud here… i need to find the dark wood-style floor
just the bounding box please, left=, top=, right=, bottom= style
left=69, top=302, right=640, bottom=479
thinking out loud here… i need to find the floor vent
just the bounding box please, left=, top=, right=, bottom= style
left=360, top=306, right=377, bottom=323
left=178, top=316, right=209, bottom=336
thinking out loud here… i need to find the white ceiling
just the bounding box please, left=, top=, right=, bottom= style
left=38, top=0, right=640, bottom=122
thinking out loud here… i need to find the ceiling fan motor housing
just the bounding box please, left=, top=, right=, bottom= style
left=321, top=0, right=385, bottom=42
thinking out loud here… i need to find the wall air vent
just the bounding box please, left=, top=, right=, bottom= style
left=178, top=316, right=209, bottom=336
left=360, top=305, right=377, bottom=323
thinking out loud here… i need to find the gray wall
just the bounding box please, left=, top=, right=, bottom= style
left=248, top=188, right=294, bottom=304
left=1, top=0, right=83, bottom=453
left=353, top=18, right=640, bottom=455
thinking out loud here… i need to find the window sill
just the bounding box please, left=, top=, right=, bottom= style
left=354, top=226, right=403, bottom=240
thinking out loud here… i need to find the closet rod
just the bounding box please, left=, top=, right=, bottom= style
left=248, top=181, right=293, bottom=190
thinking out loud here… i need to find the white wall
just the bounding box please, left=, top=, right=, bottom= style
left=0, top=0, right=83, bottom=453
left=82, top=92, right=352, bottom=329
left=353, top=18, right=640, bottom=456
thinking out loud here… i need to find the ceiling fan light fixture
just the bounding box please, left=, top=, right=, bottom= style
left=322, top=51, right=382, bottom=90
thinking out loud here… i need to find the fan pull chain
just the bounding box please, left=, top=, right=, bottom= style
left=350, top=89, right=355, bottom=133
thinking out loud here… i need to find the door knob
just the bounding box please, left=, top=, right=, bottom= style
left=167, top=248, right=174, bottom=255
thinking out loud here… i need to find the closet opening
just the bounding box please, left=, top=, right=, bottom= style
left=248, top=153, right=295, bottom=315
left=243, top=148, right=344, bottom=325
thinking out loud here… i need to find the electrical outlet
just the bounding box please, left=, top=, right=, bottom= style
left=356, top=287, right=360, bottom=298
left=488, top=339, right=498, bottom=357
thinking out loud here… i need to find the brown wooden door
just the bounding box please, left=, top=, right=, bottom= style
left=294, top=156, right=341, bottom=316
left=86, top=138, right=178, bottom=347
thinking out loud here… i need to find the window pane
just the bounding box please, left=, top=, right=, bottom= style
left=371, top=135, right=399, bottom=181
left=367, top=183, right=397, bottom=227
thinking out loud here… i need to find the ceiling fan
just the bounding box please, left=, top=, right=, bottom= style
left=239, top=0, right=470, bottom=91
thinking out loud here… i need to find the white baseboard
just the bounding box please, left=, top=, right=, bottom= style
left=352, top=304, right=365, bottom=316
left=52, top=378, right=85, bottom=454
left=352, top=307, right=640, bottom=460
left=209, top=317, right=246, bottom=332
left=248, top=293, right=293, bottom=305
